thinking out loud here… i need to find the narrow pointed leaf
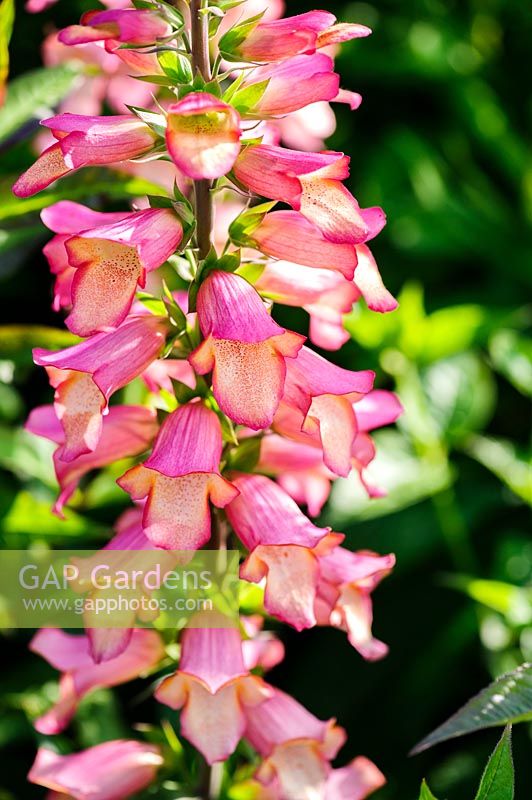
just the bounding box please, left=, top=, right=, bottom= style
left=419, top=780, right=439, bottom=800
left=474, top=726, right=514, bottom=800
left=412, top=664, right=532, bottom=753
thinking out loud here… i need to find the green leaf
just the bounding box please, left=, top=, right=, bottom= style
left=226, top=436, right=262, bottom=473
left=329, top=430, right=453, bottom=524
left=218, top=11, right=264, bottom=60
left=345, top=283, right=490, bottom=364
left=230, top=79, right=270, bottom=115
left=3, top=491, right=104, bottom=540
left=236, top=261, right=265, bottom=284
left=462, top=435, right=532, bottom=505
left=0, top=170, right=168, bottom=222
left=0, top=325, right=79, bottom=366
left=489, top=329, right=532, bottom=397
left=443, top=575, right=532, bottom=624
left=0, top=64, right=81, bottom=144
left=412, top=664, right=532, bottom=753
left=228, top=201, right=276, bottom=246
left=158, top=51, right=193, bottom=84
left=418, top=779, right=439, bottom=799
left=0, top=224, right=44, bottom=254
left=474, top=726, right=514, bottom=800
left=422, top=353, right=496, bottom=443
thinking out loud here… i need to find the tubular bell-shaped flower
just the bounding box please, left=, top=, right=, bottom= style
left=189, top=270, right=305, bottom=429
left=56, top=207, right=182, bottom=336
left=33, top=314, right=168, bottom=461
left=13, top=114, right=158, bottom=197
left=26, top=404, right=158, bottom=516
left=41, top=201, right=131, bottom=311
left=274, top=387, right=402, bottom=489
left=255, top=260, right=361, bottom=351
left=233, top=144, right=385, bottom=244
left=156, top=626, right=271, bottom=764
left=274, top=346, right=375, bottom=477
left=221, top=10, right=371, bottom=63
left=166, top=93, right=242, bottom=180
left=28, top=740, right=163, bottom=800
left=226, top=473, right=343, bottom=630
left=59, top=8, right=171, bottom=47
left=30, top=628, right=164, bottom=734
left=316, top=548, right=395, bottom=660
left=250, top=211, right=395, bottom=315
left=244, top=687, right=347, bottom=800
left=118, top=401, right=238, bottom=550
left=251, top=210, right=359, bottom=279
left=242, top=53, right=341, bottom=117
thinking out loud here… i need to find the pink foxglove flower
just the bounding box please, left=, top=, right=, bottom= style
left=256, top=260, right=360, bottom=351
left=258, top=433, right=336, bottom=517
left=247, top=755, right=385, bottom=800
left=49, top=207, right=182, bottom=336
left=155, top=627, right=271, bottom=763
left=13, top=114, right=158, bottom=197
left=30, top=628, right=164, bottom=734
left=241, top=54, right=340, bottom=117
left=222, top=11, right=371, bottom=63
left=26, top=404, right=158, bottom=516
left=252, top=211, right=358, bottom=279
left=226, top=473, right=342, bottom=630
left=59, top=9, right=171, bottom=47
left=189, top=270, right=305, bottom=429
left=166, top=93, right=242, bottom=180
left=233, top=145, right=385, bottom=244
left=28, top=740, right=163, bottom=800
left=251, top=213, right=394, bottom=313
left=274, top=388, right=402, bottom=489
left=315, top=549, right=395, bottom=660
left=244, top=687, right=347, bottom=800
left=118, top=401, right=238, bottom=549
left=33, top=314, right=167, bottom=461
left=41, top=201, right=130, bottom=311
left=274, top=346, right=375, bottom=477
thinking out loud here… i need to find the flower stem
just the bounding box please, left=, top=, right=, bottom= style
left=190, top=0, right=213, bottom=259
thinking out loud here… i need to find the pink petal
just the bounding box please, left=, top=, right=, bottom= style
left=354, top=390, right=403, bottom=431
left=178, top=627, right=247, bottom=692
left=241, top=545, right=319, bottom=630
left=317, top=23, right=372, bottom=48
left=249, top=54, right=340, bottom=116
left=166, top=93, right=242, bottom=180
left=195, top=270, right=285, bottom=343
left=232, top=12, right=336, bottom=62
left=253, top=211, right=357, bottom=279
left=226, top=473, right=329, bottom=550
left=325, top=757, right=386, bottom=800
left=142, top=402, right=226, bottom=477
left=28, top=740, right=163, bottom=800
left=354, top=244, right=398, bottom=312
left=233, top=144, right=348, bottom=208
left=244, top=687, right=344, bottom=756
left=41, top=201, right=130, bottom=235
left=13, top=142, right=70, bottom=198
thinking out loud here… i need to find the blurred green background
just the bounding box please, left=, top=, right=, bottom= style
left=0, top=0, right=531, bottom=797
